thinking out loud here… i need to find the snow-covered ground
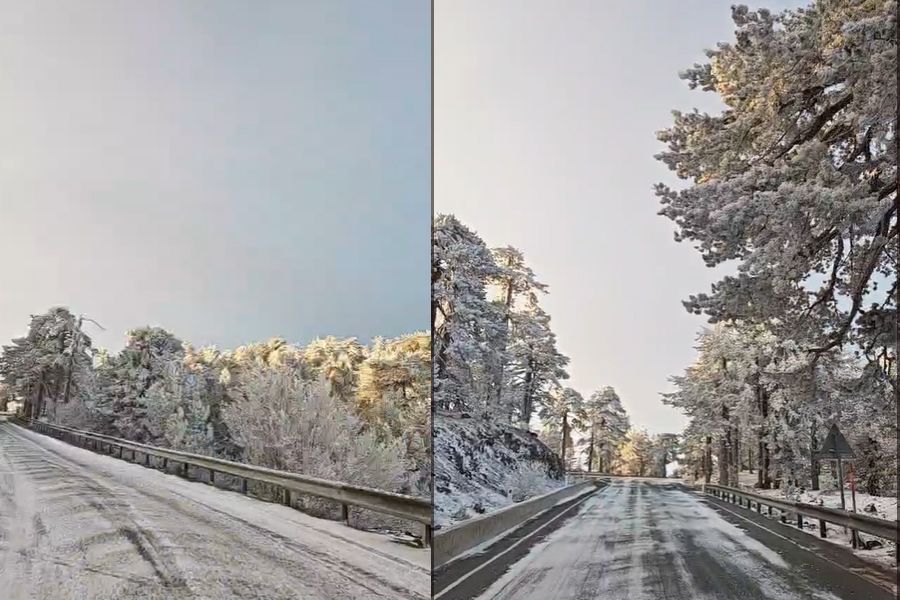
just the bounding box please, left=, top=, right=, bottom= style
left=0, top=422, right=429, bottom=599
left=434, top=414, right=565, bottom=528
left=731, top=471, right=898, bottom=568
left=685, top=471, right=897, bottom=569
left=475, top=479, right=890, bottom=600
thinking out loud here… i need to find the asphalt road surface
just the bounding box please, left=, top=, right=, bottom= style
left=435, top=478, right=895, bottom=600
left=0, top=422, right=429, bottom=600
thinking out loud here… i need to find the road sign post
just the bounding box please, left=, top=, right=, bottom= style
left=849, top=463, right=859, bottom=548
left=815, top=424, right=855, bottom=545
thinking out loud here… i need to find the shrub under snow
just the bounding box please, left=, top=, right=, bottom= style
left=221, top=369, right=407, bottom=521
left=503, top=460, right=557, bottom=502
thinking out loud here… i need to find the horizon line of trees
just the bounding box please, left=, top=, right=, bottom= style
left=0, top=307, right=432, bottom=504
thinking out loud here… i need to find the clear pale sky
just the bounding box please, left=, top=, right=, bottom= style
left=0, top=0, right=430, bottom=352
left=436, top=0, right=807, bottom=434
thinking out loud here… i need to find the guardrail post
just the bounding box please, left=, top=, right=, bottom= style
left=780, top=511, right=786, bottom=524
left=756, top=501, right=762, bottom=513
left=182, top=463, right=189, bottom=478
left=424, top=524, right=432, bottom=547
left=145, top=454, right=150, bottom=467
left=341, top=503, right=350, bottom=525
left=797, top=513, right=803, bottom=529
left=163, top=458, right=168, bottom=470
left=241, top=478, right=248, bottom=495
left=767, top=505, right=772, bottom=516
left=209, top=469, right=216, bottom=485
left=819, top=519, right=827, bottom=538
left=282, top=488, right=291, bottom=507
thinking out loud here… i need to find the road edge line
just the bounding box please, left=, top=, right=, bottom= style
left=701, top=493, right=897, bottom=594
left=434, top=486, right=600, bottom=599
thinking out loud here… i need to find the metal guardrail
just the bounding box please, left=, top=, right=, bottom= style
left=566, top=470, right=670, bottom=480
left=14, top=418, right=432, bottom=545
left=434, top=481, right=599, bottom=568
left=704, top=483, right=897, bottom=544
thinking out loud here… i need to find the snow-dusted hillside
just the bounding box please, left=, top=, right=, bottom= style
left=434, top=413, right=565, bottom=528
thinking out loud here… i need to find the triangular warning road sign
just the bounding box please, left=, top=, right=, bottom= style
left=817, top=423, right=854, bottom=458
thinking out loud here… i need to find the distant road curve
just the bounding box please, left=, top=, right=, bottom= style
left=0, top=422, right=429, bottom=600
left=435, top=478, right=895, bottom=600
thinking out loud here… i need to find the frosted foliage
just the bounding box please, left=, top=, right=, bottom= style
left=432, top=214, right=505, bottom=413
left=503, top=461, right=555, bottom=503
left=655, top=1, right=897, bottom=373
left=617, top=429, right=656, bottom=477
left=582, top=386, right=630, bottom=472
left=432, top=214, right=569, bottom=425
left=666, top=322, right=895, bottom=493
left=143, top=361, right=216, bottom=455
left=221, top=369, right=406, bottom=500
left=0, top=307, right=96, bottom=420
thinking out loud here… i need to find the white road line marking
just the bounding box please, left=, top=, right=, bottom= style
left=701, top=494, right=896, bottom=593
left=434, top=486, right=605, bottom=599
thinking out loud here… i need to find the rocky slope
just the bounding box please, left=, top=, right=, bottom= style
left=433, top=413, right=565, bottom=528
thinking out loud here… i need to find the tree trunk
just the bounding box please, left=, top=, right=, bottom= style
left=34, top=378, right=46, bottom=420
left=521, top=356, right=535, bottom=427
left=587, top=428, right=595, bottom=472
left=810, top=421, right=820, bottom=491
left=704, top=435, right=712, bottom=484
left=747, top=444, right=753, bottom=472
left=731, top=426, right=740, bottom=484
left=492, top=278, right=515, bottom=405
left=758, top=387, right=772, bottom=489
left=560, top=411, right=569, bottom=468
left=718, top=438, right=728, bottom=485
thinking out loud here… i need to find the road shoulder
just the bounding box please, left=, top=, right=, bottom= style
left=433, top=483, right=604, bottom=600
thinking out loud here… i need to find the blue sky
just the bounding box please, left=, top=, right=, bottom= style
left=0, top=0, right=430, bottom=351
left=436, top=0, right=809, bottom=434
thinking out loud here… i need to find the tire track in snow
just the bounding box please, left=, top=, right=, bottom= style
left=475, top=478, right=891, bottom=600
left=0, top=423, right=429, bottom=599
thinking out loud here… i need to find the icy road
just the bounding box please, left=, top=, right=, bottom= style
left=436, top=479, right=895, bottom=600
left=0, top=422, right=429, bottom=600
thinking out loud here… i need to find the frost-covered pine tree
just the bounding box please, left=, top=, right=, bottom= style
left=655, top=1, right=896, bottom=379
left=582, top=386, right=630, bottom=473
left=539, top=386, right=586, bottom=469
left=432, top=214, right=505, bottom=413
left=95, top=327, right=185, bottom=442
left=0, top=308, right=95, bottom=421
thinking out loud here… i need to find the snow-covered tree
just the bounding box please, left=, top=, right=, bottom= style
left=0, top=307, right=95, bottom=420
left=433, top=215, right=570, bottom=428
left=665, top=321, right=895, bottom=492
left=503, top=297, right=569, bottom=427
left=303, top=336, right=368, bottom=402
left=432, top=214, right=505, bottom=413
left=94, top=327, right=185, bottom=442
left=655, top=1, right=896, bottom=378
left=617, top=428, right=655, bottom=476
left=539, top=387, right=586, bottom=469
left=220, top=369, right=407, bottom=504
left=581, top=386, right=630, bottom=473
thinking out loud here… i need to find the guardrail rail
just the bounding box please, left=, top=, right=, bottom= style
left=12, top=418, right=433, bottom=545
left=434, top=480, right=598, bottom=568
left=703, top=483, right=897, bottom=546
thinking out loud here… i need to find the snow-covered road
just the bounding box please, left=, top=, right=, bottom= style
left=0, top=422, right=429, bottom=600
left=469, top=479, right=893, bottom=600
